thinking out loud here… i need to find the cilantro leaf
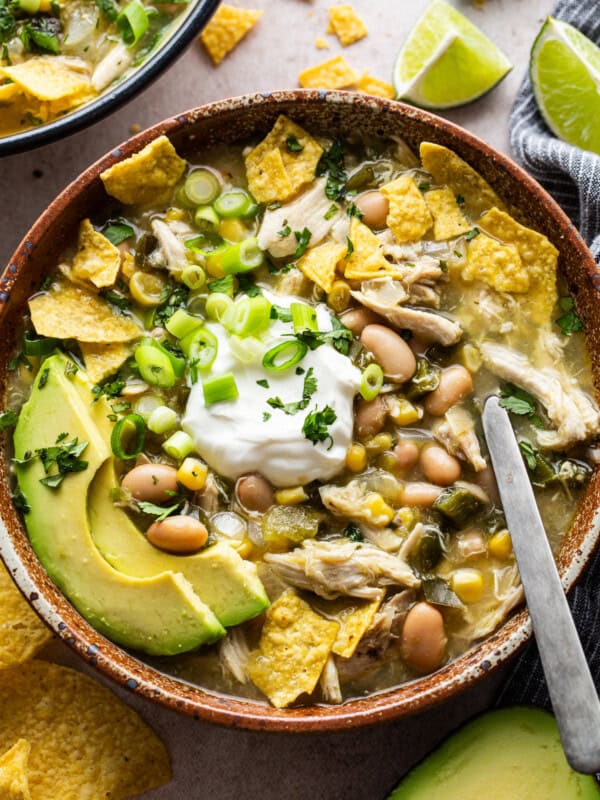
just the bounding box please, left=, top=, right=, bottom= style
left=0, top=410, right=18, bottom=432
left=286, top=135, right=304, bottom=153
left=291, top=321, right=353, bottom=356
left=518, top=440, right=538, bottom=470
left=103, top=222, right=134, bottom=246
left=267, top=367, right=318, bottom=416
left=324, top=203, right=339, bottom=221
left=137, top=500, right=182, bottom=522
left=556, top=296, right=583, bottom=336
left=95, top=0, right=119, bottom=21
left=346, top=202, right=363, bottom=220
left=293, top=227, right=312, bottom=259
left=344, top=523, right=363, bottom=542
left=23, top=435, right=89, bottom=489
left=316, top=140, right=347, bottom=201
left=302, top=405, right=337, bottom=449
left=207, top=275, right=234, bottom=295
left=499, top=383, right=537, bottom=417
left=465, top=227, right=480, bottom=241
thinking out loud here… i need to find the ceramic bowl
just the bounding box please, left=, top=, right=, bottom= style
left=1, top=90, right=599, bottom=731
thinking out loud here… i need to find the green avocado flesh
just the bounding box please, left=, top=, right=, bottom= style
left=13, top=355, right=267, bottom=655
left=388, top=707, right=600, bottom=800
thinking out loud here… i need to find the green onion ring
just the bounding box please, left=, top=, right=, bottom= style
left=111, top=413, right=146, bottom=460
left=262, top=340, right=308, bottom=372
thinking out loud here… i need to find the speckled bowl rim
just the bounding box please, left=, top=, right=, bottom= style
left=1, top=89, right=600, bottom=732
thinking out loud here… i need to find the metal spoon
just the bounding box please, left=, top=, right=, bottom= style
left=482, top=395, right=600, bottom=774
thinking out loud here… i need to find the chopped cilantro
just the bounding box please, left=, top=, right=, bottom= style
left=344, top=523, right=363, bottom=542
left=256, top=379, right=270, bottom=389
left=345, top=236, right=354, bottom=258
left=455, top=194, right=465, bottom=206
left=518, top=440, right=538, bottom=471
left=295, top=366, right=305, bottom=375
left=291, top=323, right=353, bottom=356
left=7, top=352, right=32, bottom=372
left=207, top=275, right=234, bottom=295
left=95, top=0, right=119, bottom=21
left=100, top=288, right=131, bottom=311
left=499, top=383, right=541, bottom=426
left=346, top=202, right=363, bottom=220
left=556, top=296, right=583, bottom=336
left=293, top=227, right=312, bottom=259
left=20, top=17, right=61, bottom=54
left=262, top=412, right=272, bottom=422
left=302, top=405, right=337, bottom=449
left=270, top=304, right=293, bottom=322
left=266, top=202, right=282, bottom=211
left=103, top=222, right=134, bottom=246
left=16, top=435, right=89, bottom=489
left=267, top=368, right=317, bottom=416
left=38, top=367, right=49, bottom=389
left=278, top=220, right=291, bottom=238
left=324, top=203, right=339, bottom=221
left=286, top=134, right=304, bottom=153
left=92, top=378, right=126, bottom=402
left=465, top=227, right=480, bottom=241
left=64, top=359, right=78, bottom=377
left=316, top=140, right=347, bottom=200
left=0, top=410, right=18, bottom=432
left=418, top=182, right=430, bottom=192
left=137, top=500, right=182, bottom=522
left=12, top=488, right=29, bottom=514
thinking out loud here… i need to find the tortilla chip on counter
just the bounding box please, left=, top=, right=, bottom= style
left=0, top=563, right=51, bottom=671
left=327, top=5, right=368, bottom=46
left=200, top=4, right=263, bottom=65
left=29, top=282, right=141, bottom=343
left=424, top=187, right=471, bottom=241
left=463, top=232, right=528, bottom=293
left=69, top=220, right=121, bottom=289
left=298, top=241, right=347, bottom=293
left=312, top=596, right=381, bottom=658
left=79, top=341, right=133, bottom=384
left=344, top=218, right=406, bottom=280
left=246, top=591, right=339, bottom=708
left=357, top=73, right=395, bottom=99
left=0, top=739, right=31, bottom=800
left=314, top=37, right=330, bottom=50
left=381, top=175, right=433, bottom=243
left=0, top=58, right=90, bottom=104
left=100, top=135, right=186, bottom=206
left=0, top=661, right=171, bottom=799
left=298, top=55, right=359, bottom=89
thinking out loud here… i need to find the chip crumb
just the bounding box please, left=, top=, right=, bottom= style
left=328, top=4, right=368, bottom=46
left=315, top=36, right=330, bottom=49
left=357, top=72, right=395, bottom=99
left=381, top=175, right=433, bottom=244
left=0, top=739, right=31, bottom=800
left=298, top=241, right=347, bottom=293
left=298, top=55, right=359, bottom=89
left=200, top=4, right=263, bottom=65
left=129, top=122, right=141, bottom=135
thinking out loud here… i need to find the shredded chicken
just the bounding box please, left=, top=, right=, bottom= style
left=434, top=406, right=486, bottom=471
left=265, top=540, right=420, bottom=600
left=197, top=473, right=221, bottom=515
left=319, top=475, right=400, bottom=528
left=151, top=219, right=188, bottom=273
left=481, top=341, right=600, bottom=449
left=407, top=283, right=441, bottom=308
left=219, top=627, right=250, bottom=684
left=361, top=526, right=405, bottom=553
left=91, top=42, right=133, bottom=92
left=398, top=522, right=425, bottom=561
left=457, top=529, right=487, bottom=560
left=456, top=565, right=524, bottom=647
left=319, top=655, right=342, bottom=704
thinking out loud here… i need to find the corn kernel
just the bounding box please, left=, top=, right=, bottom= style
left=451, top=568, right=484, bottom=604
left=364, top=492, right=394, bottom=526
left=488, top=529, right=513, bottom=560
left=219, top=218, right=248, bottom=243
left=274, top=486, right=308, bottom=505
left=166, top=207, right=188, bottom=222
left=176, top=458, right=208, bottom=491
left=346, top=443, right=367, bottom=473
left=327, top=280, right=351, bottom=312
left=365, top=432, right=393, bottom=456
left=388, top=397, right=422, bottom=426
left=378, top=452, right=398, bottom=472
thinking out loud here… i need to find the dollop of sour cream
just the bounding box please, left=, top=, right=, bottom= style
left=182, top=293, right=361, bottom=487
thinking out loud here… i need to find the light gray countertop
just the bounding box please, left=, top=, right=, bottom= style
left=0, top=1, right=554, bottom=797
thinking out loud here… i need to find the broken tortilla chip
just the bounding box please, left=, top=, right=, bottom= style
left=200, top=4, right=263, bottom=65
left=312, top=596, right=381, bottom=658
left=29, top=282, right=141, bottom=343
left=0, top=661, right=170, bottom=799
left=100, top=135, right=186, bottom=206
left=424, top=187, right=471, bottom=240
left=246, top=591, right=339, bottom=708
left=357, top=73, right=395, bottom=99
left=0, top=740, right=31, bottom=800
left=70, top=219, right=121, bottom=289
left=298, top=241, right=346, bottom=293
left=381, top=175, right=433, bottom=244
left=298, top=55, right=359, bottom=89
left=0, top=562, right=51, bottom=671
left=463, top=232, right=528, bottom=293
left=80, top=341, right=133, bottom=384
left=315, top=36, right=330, bottom=50
left=0, top=58, right=90, bottom=103
left=245, top=115, right=323, bottom=203
left=0, top=83, right=22, bottom=103
left=420, top=142, right=505, bottom=218
left=344, top=218, right=406, bottom=281
left=328, top=5, right=368, bottom=46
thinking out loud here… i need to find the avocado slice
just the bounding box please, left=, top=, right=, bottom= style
left=387, top=707, right=600, bottom=799
left=13, top=356, right=225, bottom=656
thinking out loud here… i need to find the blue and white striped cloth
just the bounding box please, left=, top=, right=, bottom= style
left=499, top=0, right=600, bottom=708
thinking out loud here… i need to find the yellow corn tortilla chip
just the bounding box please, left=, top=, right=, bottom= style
left=0, top=563, right=51, bottom=671
left=479, top=207, right=559, bottom=324
left=80, top=341, right=133, bottom=384
left=29, top=282, right=141, bottom=343
left=0, top=661, right=170, bottom=799
left=463, top=232, right=528, bottom=293
left=420, top=142, right=505, bottom=218
left=120, top=250, right=136, bottom=282
left=328, top=4, right=368, bottom=46
left=246, top=591, right=339, bottom=708
left=298, top=241, right=346, bottom=293
left=245, top=115, right=323, bottom=203
left=0, top=83, right=22, bottom=103
left=100, top=135, right=186, bottom=206
left=315, top=36, right=330, bottom=50
left=424, top=187, right=472, bottom=241
left=344, top=218, right=406, bottom=280
left=70, top=219, right=121, bottom=289
left=0, top=58, right=90, bottom=103
left=357, top=73, right=395, bottom=99
left=381, top=175, right=433, bottom=244
left=298, top=55, right=359, bottom=89
left=200, top=4, right=263, bottom=65
left=0, top=740, right=31, bottom=800
left=312, top=597, right=381, bottom=658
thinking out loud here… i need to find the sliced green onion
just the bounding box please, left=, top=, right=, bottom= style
left=162, top=430, right=194, bottom=461
left=148, top=405, right=178, bottom=434
left=205, top=292, right=233, bottom=321
left=214, top=189, right=255, bottom=219
left=23, top=331, right=59, bottom=356
left=165, top=308, right=204, bottom=339
left=116, top=0, right=148, bottom=46
left=194, top=205, right=220, bottom=232
left=184, top=169, right=221, bottom=206
left=360, top=363, right=384, bottom=401
left=262, top=340, right=308, bottom=372
left=180, top=327, right=218, bottom=370
left=222, top=295, right=271, bottom=337
left=111, top=413, right=146, bottom=460
left=203, top=373, right=239, bottom=405
left=133, top=393, right=163, bottom=421
left=175, top=185, right=195, bottom=210
left=229, top=335, right=265, bottom=364
left=135, top=344, right=176, bottom=388
left=181, top=265, right=206, bottom=291
left=291, top=302, right=318, bottom=333
left=220, top=237, right=264, bottom=274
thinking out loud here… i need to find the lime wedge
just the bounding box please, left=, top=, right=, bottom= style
left=530, top=17, right=600, bottom=155
left=393, top=0, right=512, bottom=109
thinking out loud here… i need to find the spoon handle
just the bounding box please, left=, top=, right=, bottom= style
left=482, top=395, right=600, bottom=773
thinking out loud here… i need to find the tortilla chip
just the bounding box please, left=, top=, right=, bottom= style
left=0, top=58, right=90, bottom=103
left=0, top=740, right=31, bottom=800
left=29, top=282, right=141, bottom=343
left=344, top=218, right=405, bottom=280
left=298, top=241, right=346, bottom=293
left=357, top=73, right=395, bottom=99
left=420, top=142, right=505, bottom=218
left=328, top=4, right=368, bottom=46
left=312, top=597, right=381, bottom=658
left=246, top=591, right=339, bottom=708
left=0, top=563, right=51, bottom=671
left=315, top=36, right=330, bottom=50
left=100, top=135, right=186, bottom=206
left=424, top=187, right=471, bottom=240
left=463, top=232, right=528, bottom=293
left=69, top=219, right=121, bottom=289
left=200, top=4, right=263, bottom=65
left=381, top=175, right=433, bottom=244
left=298, top=55, right=359, bottom=89
left=479, top=207, right=559, bottom=324
left=0, top=83, right=22, bottom=103
left=120, top=250, right=136, bottom=282
left=245, top=115, right=323, bottom=203
left=80, top=341, right=133, bottom=384
left=0, top=661, right=170, bottom=799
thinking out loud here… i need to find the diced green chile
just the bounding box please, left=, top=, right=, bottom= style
left=422, top=576, right=463, bottom=608
left=433, top=486, right=485, bottom=527
left=407, top=358, right=441, bottom=399
left=411, top=527, right=445, bottom=574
